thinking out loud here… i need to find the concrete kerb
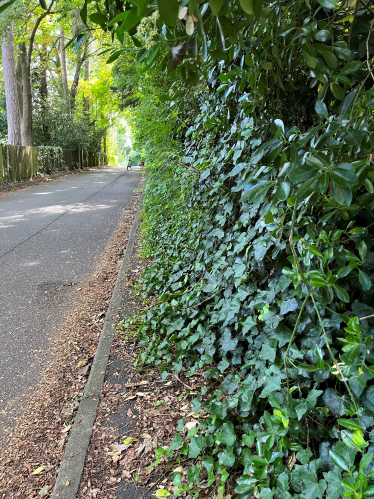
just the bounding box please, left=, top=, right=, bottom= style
left=51, top=192, right=144, bottom=499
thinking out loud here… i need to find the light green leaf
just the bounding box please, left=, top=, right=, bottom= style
left=239, top=0, right=254, bottom=14
left=155, top=489, right=170, bottom=497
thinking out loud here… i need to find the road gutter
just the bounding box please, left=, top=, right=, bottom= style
left=51, top=193, right=143, bottom=499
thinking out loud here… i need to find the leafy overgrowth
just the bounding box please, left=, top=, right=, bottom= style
left=86, top=0, right=374, bottom=496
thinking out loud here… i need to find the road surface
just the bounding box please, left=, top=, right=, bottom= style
left=0, top=166, right=139, bottom=435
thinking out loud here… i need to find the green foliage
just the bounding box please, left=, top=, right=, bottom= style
left=33, top=99, right=98, bottom=150
left=86, top=0, right=374, bottom=496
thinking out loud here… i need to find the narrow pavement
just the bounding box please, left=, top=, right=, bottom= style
left=0, top=166, right=139, bottom=435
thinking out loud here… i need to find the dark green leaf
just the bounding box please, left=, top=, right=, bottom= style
left=276, top=181, right=290, bottom=201
left=315, top=100, right=329, bottom=119
left=323, top=388, right=348, bottom=415
left=333, top=285, right=349, bottom=303
left=359, top=269, right=372, bottom=291
left=217, top=423, right=237, bottom=446
left=210, top=0, right=223, bottom=15
left=329, top=450, right=349, bottom=471
left=241, top=181, right=272, bottom=203
left=90, top=13, right=108, bottom=25
left=297, top=176, right=320, bottom=201
left=159, top=0, right=179, bottom=26
left=331, top=181, right=352, bottom=207
left=315, top=30, right=332, bottom=41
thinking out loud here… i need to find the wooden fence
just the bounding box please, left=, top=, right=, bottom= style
left=0, top=145, right=107, bottom=182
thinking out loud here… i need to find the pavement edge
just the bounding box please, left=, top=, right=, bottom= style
left=51, top=192, right=144, bottom=499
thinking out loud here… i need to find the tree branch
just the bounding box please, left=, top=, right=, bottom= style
left=27, top=0, right=56, bottom=68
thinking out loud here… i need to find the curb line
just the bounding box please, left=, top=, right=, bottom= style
left=52, top=193, right=144, bottom=499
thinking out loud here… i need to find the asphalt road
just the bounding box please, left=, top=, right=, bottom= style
left=0, top=166, right=139, bottom=435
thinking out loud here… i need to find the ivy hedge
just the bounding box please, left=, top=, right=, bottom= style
left=84, top=0, right=374, bottom=497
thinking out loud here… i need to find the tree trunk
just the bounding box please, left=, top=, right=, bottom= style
left=16, top=57, right=23, bottom=122
left=84, top=57, right=90, bottom=113
left=60, top=29, right=68, bottom=99
left=2, top=26, right=22, bottom=145
left=103, top=132, right=107, bottom=155
left=70, top=57, right=85, bottom=109
left=18, top=42, right=34, bottom=146
left=70, top=33, right=90, bottom=110
left=39, top=48, right=48, bottom=101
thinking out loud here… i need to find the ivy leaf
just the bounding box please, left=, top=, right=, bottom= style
left=297, top=447, right=313, bottom=464
left=303, top=469, right=327, bottom=499
left=210, top=400, right=227, bottom=419
left=242, top=316, right=256, bottom=333
left=259, top=375, right=281, bottom=398
left=170, top=434, right=183, bottom=450
left=217, top=423, right=236, bottom=446
left=296, top=399, right=308, bottom=420
left=187, top=465, right=201, bottom=483
left=323, top=466, right=344, bottom=499
left=218, top=447, right=236, bottom=466
left=323, top=388, right=348, bottom=415
left=259, top=488, right=274, bottom=499
left=260, top=342, right=276, bottom=363
left=280, top=298, right=298, bottom=315
left=188, top=435, right=204, bottom=458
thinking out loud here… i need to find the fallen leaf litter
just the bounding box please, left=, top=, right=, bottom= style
left=76, top=228, right=217, bottom=499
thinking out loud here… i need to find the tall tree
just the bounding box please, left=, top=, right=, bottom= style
left=60, top=28, right=69, bottom=100
left=2, top=26, right=22, bottom=145
left=84, top=56, right=90, bottom=113
left=70, top=11, right=89, bottom=109
left=17, top=0, right=55, bottom=145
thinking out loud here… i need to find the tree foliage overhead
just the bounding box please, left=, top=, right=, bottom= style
left=82, top=0, right=374, bottom=496
left=0, top=0, right=123, bottom=159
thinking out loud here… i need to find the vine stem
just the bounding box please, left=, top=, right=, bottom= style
left=284, top=293, right=310, bottom=402
left=367, top=20, right=374, bottom=82
left=310, top=293, right=360, bottom=423
left=289, top=202, right=360, bottom=421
